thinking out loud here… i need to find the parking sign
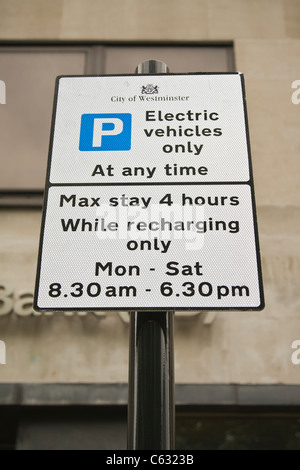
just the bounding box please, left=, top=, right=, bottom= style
left=34, top=73, right=264, bottom=311
left=79, top=113, right=132, bottom=151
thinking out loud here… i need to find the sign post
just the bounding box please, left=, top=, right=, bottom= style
left=127, top=60, right=174, bottom=451
left=128, top=309, right=174, bottom=450
left=34, top=59, right=264, bottom=450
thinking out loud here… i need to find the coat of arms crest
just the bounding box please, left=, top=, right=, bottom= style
left=141, top=84, right=159, bottom=94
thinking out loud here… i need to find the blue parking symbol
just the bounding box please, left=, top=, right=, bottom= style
left=79, top=113, right=132, bottom=151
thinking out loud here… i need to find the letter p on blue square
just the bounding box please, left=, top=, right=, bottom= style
left=79, top=113, right=132, bottom=151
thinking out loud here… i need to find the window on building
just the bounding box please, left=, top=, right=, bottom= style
left=0, top=44, right=234, bottom=206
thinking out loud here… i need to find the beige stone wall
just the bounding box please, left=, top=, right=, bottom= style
left=0, top=0, right=298, bottom=41
left=0, top=0, right=299, bottom=384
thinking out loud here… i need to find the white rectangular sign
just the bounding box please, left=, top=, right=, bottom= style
left=34, top=73, right=264, bottom=311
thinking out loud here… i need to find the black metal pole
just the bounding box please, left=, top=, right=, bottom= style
left=128, top=311, right=175, bottom=450
left=127, top=60, right=175, bottom=450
